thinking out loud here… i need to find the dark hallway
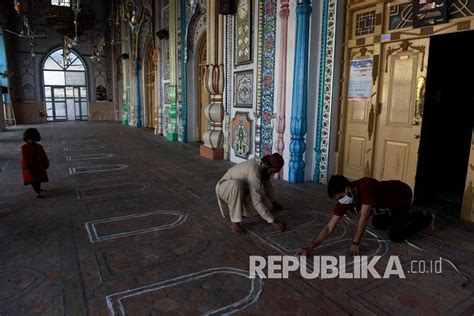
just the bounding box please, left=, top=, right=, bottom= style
left=415, top=31, right=474, bottom=219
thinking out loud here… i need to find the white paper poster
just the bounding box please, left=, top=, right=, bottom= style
left=348, top=58, right=373, bottom=101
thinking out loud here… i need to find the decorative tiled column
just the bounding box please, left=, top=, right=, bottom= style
left=313, top=0, right=337, bottom=184
left=200, top=0, right=224, bottom=160
left=154, top=47, right=161, bottom=135
left=167, top=0, right=179, bottom=141
left=289, top=0, right=312, bottom=183
left=259, top=0, right=278, bottom=157
left=180, top=0, right=188, bottom=143
left=224, top=15, right=233, bottom=160
left=254, top=0, right=264, bottom=161
left=135, top=58, right=141, bottom=127
left=275, top=0, right=290, bottom=179
left=121, top=21, right=129, bottom=125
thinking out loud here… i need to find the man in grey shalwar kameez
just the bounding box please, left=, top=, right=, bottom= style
left=216, top=153, right=286, bottom=234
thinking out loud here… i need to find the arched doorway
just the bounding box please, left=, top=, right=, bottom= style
left=145, top=46, right=156, bottom=129
left=197, top=37, right=209, bottom=142
left=42, top=48, right=88, bottom=121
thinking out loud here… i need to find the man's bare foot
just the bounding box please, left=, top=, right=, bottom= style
left=230, top=223, right=245, bottom=235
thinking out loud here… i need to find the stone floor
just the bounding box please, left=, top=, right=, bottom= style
left=0, top=121, right=473, bottom=315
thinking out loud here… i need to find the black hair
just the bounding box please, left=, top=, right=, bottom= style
left=327, top=175, right=350, bottom=198
left=23, top=128, right=41, bottom=142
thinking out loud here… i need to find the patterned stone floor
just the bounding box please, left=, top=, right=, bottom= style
left=0, top=122, right=473, bottom=315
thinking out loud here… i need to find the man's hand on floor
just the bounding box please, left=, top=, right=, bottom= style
left=347, top=244, right=360, bottom=256
left=296, top=247, right=310, bottom=256
left=272, top=219, right=286, bottom=232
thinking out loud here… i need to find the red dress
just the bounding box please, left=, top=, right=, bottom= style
left=20, top=143, right=49, bottom=185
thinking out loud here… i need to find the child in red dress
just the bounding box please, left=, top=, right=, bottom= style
left=20, top=128, right=49, bottom=198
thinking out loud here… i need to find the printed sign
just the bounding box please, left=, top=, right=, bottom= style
left=348, top=59, right=373, bottom=101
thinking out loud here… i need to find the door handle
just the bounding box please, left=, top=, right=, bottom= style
left=414, top=134, right=420, bottom=139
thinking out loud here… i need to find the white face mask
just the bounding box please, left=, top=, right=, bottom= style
left=338, top=194, right=353, bottom=205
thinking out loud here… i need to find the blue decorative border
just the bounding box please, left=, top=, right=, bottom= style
left=259, top=0, right=277, bottom=157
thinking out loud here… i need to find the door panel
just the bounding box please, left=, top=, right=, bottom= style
left=386, top=56, right=417, bottom=127
left=53, top=87, right=67, bottom=120
left=146, top=52, right=156, bottom=129
left=197, top=38, right=208, bottom=142
left=342, top=46, right=378, bottom=180
left=66, top=99, right=75, bottom=120
left=74, top=87, right=81, bottom=120
left=346, top=136, right=365, bottom=171
left=461, top=129, right=474, bottom=224
left=373, top=38, right=430, bottom=190
left=381, top=140, right=409, bottom=180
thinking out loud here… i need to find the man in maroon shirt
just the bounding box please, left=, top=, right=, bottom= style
left=297, top=175, right=434, bottom=256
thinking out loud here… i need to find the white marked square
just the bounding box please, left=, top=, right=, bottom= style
left=64, top=145, right=105, bottom=151
left=75, top=183, right=151, bottom=200
left=85, top=210, right=188, bottom=242
left=105, top=267, right=262, bottom=316
left=61, top=139, right=98, bottom=145
left=69, top=164, right=128, bottom=174
left=66, top=153, right=115, bottom=161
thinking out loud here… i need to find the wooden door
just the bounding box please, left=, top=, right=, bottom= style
left=146, top=49, right=156, bottom=129
left=373, top=38, right=430, bottom=189
left=461, top=129, right=474, bottom=224
left=342, top=46, right=378, bottom=180
left=197, top=38, right=209, bottom=142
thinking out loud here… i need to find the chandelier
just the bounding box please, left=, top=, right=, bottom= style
left=42, top=0, right=94, bottom=38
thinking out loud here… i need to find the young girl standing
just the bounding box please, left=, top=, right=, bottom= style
left=21, top=128, right=49, bottom=197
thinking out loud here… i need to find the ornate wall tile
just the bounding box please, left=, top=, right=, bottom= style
left=163, top=82, right=170, bottom=104
left=232, top=112, right=253, bottom=159
left=234, top=70, right=253, bottom=108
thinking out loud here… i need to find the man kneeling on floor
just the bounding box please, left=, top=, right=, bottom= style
left=216, top=153, right=287, bottom=235
left=297, top=175, right=435, bottom=256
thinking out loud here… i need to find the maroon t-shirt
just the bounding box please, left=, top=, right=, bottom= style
left=332, top=177, right=413, bottom=217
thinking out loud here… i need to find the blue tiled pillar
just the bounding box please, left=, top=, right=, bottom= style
left=289, top=0, right=312, bottom=183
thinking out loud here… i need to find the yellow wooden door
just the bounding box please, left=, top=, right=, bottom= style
left=197, top=39, right=209, bottom=142
left=461, top=129, right=474, bottom=224
left=342, top=46, right=378, bottom=180
left=373, top=38, right=430, bottom=189
left=146, top=52, right=156, bottom=129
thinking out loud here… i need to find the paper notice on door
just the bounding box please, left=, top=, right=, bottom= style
left=348, top=58, right=373, bottom=101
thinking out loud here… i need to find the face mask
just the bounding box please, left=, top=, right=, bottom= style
left=338, top=193, right=353, bottom=205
